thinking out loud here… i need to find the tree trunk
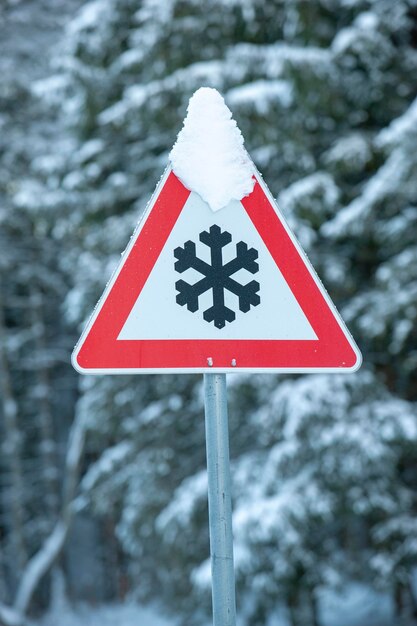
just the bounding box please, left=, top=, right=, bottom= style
left=288, top=604, right=299, bottom=626
left=395, top=579, right=404, bottom=618
left=308, top=586, right=320, bottom=626
left=287, top=588, right=301, bottom=626
left=0, top=294, right=28, bottom=582
left=408, top=574, right=417, bottom=621
left=30, top=287, right=59, bottom=524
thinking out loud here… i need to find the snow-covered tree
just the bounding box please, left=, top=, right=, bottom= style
left=0, top=76, right=63, bottom=600
left=18, top=0, right=417, bottom=623
left=0, top=0, right=83, bottom=613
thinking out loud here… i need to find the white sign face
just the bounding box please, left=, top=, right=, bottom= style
left=118, top=192, right=317, bottom=341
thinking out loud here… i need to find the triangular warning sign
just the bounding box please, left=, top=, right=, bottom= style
left=72, top=167, right=361, bottom=374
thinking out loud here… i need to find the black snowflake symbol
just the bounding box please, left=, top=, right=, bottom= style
left=174, top=225, right=260, bottom=329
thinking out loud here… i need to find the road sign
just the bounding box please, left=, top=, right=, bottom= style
left=72, top=166, right=361, bottom=374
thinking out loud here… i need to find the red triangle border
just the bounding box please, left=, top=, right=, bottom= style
left=73, top=169, right=361, bottom=373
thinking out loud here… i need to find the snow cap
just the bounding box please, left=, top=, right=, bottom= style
left=169, top=87, right=255, bottom=211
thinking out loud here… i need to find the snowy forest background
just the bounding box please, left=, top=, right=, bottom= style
left=1, top=0, right=417, bottom=625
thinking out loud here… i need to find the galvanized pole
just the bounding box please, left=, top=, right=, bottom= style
left=204, top=373, right=236, bottom=626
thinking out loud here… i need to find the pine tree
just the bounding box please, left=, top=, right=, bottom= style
left=20, top=0, right=417, bottom=623
left=0, top=0, right=82, bottom=610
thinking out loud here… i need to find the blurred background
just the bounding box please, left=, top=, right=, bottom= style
left=1, top=1, right=417, bottom=625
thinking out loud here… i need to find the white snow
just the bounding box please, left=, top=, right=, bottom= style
left=227, top=79, right=293, bottom=111
left=318, top=583, right=393, bottom=626
left=32, top=591, right=395, bottom=626
left=37, top=602, right=174, bottom=626
left=169, top=87, right=255, bottom=211
left=377, top=95, right=417, bottom=149
left=157, top=469, right=208, bottom=537
left=68, top=0, right=107, bottom=35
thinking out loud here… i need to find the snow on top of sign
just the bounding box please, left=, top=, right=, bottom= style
left=169, top=87, right=255, bottom=212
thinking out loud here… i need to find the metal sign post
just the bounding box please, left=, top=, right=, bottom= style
left=204, top=373, right=236, bottom=626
